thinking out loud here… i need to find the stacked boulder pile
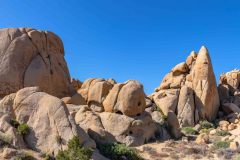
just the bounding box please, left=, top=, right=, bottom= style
left=63, top=78, right=170, bottom=146
left=219, top=69, right=240, bottom=114
left=150, top=46, right=220, bottom=137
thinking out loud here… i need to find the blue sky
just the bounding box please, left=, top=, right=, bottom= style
left=1, top=0, right=240, bottom=94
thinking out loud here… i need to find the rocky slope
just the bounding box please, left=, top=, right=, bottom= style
left=0, top=27, right=239, bottom=160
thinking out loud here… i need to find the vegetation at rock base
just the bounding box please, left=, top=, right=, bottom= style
left=56, top=136, right=93, bottom=160
left=199, top=120, right=215, bottom=129
left=17, top=123, right=30, bottom=135
left=181, top=127, right=198, bottom=135
left=10, top=119, right=30, bottom=136
left=213, top=141, right=230, bottom=149
left=215, top=130, right=230, bottom=136
left=98, top=142, right=144, bottom=160
left=199, top=128, right=214, bottom=134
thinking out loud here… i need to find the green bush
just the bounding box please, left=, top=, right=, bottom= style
left=213, top=141, right=230, bottom=149
left=10, top=119, right=30, bottom=136
left=199, top=120, right=214, bottom=129
left=56, top=136, right=92, bottom=160
left=216, top=130, right=230, bottom=136
left=17, top=123, right=29, bottom=135
left=98, top=142, right=144, bottom=160
left=181, top=127, right=197, bottom=135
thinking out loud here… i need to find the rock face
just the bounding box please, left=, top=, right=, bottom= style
left=152, top=46, right=219, bottom=128
left=218, top=69, right=240, bottom=114
left=75, top=105, right=168, bottom=147
left=192, top=46, right=220, bottom=121
left=0, top=87, right=95, bottom=156
left=0, top=28, right=73, bottom=98
left=103, top=80, right=146, bottom=116
left=72, top=79, right=146, bottom=116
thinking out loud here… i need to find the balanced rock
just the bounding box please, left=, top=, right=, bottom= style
left=0, top=28, right=74, bottom=98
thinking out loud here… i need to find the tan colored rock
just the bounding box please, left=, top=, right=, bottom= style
left=177, top=86, right=195, bottom=127
left=209, top=129, right=217, bottom=135
left=172, top=62, right=189, bottom=76
left=220, top=69, right=240, bottom=89
left=103, top=83, right=124, bottom=112
left=62, top=93, right=87, bottom=105
left=75, top=108, right=158, bottom=146
left=114, top=80, right=146, bottom=116
left=13, top=87, right=95, bottom=155
left=230, top=141, right=239, bottom=151
left=167, top=110, right=181, bottom=139
left=153, top=89, right=180, bottom=115
left=88, top=80, right=113, bottom=112
left=77, top=78, right=96, bottom=101
left=186, top=51, right=197, bottom=68
left=195, top=133, right=209, bottom=144
left=71, top=78, right=82, bottom=91
left=192, top=46, right=220, bottom=121
left=0, top=28, right=74, bottom=98
left=228, top=124, right=236, bottom=131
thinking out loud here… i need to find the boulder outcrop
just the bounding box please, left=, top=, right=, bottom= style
left=75, top=105, right=169, bottom=146
left=218, top=69, right=240, bottom=114
left=0, top=28, right=74, bottom=98
left=152, top=46, right=219, bottom=128
left=0, top=87, right=95, bottom=156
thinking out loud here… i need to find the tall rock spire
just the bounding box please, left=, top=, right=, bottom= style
left=192, top=46, right=220, bottom=121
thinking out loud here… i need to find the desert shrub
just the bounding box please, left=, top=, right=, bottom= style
left=213, top=141, right=230, bottom=149
left=98, top=142, right=144, bottom=160
left=10, top=119, right=30, bottom=136
left=199, top=128, right=214, bottom=134
left=199, top=120, right=214, bottom=129
left=17, top=123, right=29, bottom=135
left=216, top=130, right=230, bottom=136
left=56, top=136, right=92, bottom=160
left=181, top=127, right=198, bottom=135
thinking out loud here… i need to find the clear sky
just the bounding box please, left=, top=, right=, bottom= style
left=1, top=0, right=240, bottom=94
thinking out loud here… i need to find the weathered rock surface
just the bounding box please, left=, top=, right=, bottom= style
left=0, top=28, right=74, bottom=98
left=75, top=105, right=168, bottom=146
left=152, top=46, right=219, bottom=129
left=192, top=46, right=220, bottom=121
left=219, top=69, right=240, bottom=116
left=0, top=87, right=95, bottom=156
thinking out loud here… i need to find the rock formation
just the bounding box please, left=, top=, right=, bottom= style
left=218, top=69, right=240, bottom=114
left=0, top=28, right=74, bottom=98
left=151, top=46, right=220, bottom=129
left=0, top=87, right=95, bottom=157
left=66, top=79, right=169, bottom=146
